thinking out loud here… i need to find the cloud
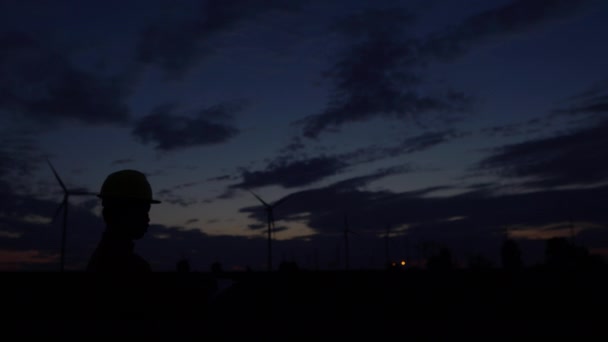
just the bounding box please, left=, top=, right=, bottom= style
left=296, top=7, right=472, bottom=139
left=111, top=158, right=134, bottom=165
left=248, top=223, right=266, bottom=231
left=337, top=130, right=467, bottom=165
left=163, top=198, right=199, bottom=207
left=156, top=181, right=202, bottom=207
left=230, top=156, right=349, bottom=190
left=297, top=1, right=595, bottom=139
left=132, top=101, right=242, bottom=151
left=3, top=174, right=608, bottom=270
left=0, top=31, right=131, bottom=126
left=207, top=174, right=237, bottom=182
left=553, top=80, right=608, bottom=117
left=324, top=164, right=413, bottom=191
left=0, top=179, right=104, bottom=270
left=331, top=6, right=416, bottom=38
left=564, top=99, right=608, bottom=116
left=226, top=130, right=463, bottom=191
left=480, top=118, right=548, bottom=137
left=238, top=174, right=608, bottom=265
left=478, top=80, right=608, bottom=178
left=136, top=0, right=301, bottom=78
left=0, top=128, right=44, bottom=179
left=477, top=118, right=608, bottom=188
left=185, top=218, right=199, bottom=225
left=0, top=179, right=261, bottom=271
left=423, top=0, right=594, bottom=61
left=278, top=136, right=306, bottom=155
left=239, top=165, right=414, bottom=228
left=0, top=250, right=58, bottom=271
left=155, top=188, right=199, bottom=208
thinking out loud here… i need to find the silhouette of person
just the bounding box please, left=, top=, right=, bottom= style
left=86, top=170, right=161, bottom=272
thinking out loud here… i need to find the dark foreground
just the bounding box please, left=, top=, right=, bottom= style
left=4, top=269, right=607, bottom=339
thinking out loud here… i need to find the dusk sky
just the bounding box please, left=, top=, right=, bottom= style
left=2, top=0, right=608, bottom=271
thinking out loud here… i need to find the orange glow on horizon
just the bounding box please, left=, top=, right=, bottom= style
left=0, top=249, right=58, bottom=270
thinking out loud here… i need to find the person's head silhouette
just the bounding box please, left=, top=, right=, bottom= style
left=98, top=170, right=161, bottom=238
left=87, top=170, right=161, bottom=272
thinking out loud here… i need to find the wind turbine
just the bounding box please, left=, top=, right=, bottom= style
left=246, top=189, right=290, bottom=272
left=47, top=159, right=97, bottom=272
left=385, top=223, right=391, bottom=267
left=341, top=212, right=364, bottom=270
left=344, top=213, right=350, bottom=271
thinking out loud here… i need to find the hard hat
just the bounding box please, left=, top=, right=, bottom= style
left=98, top=169, right=161, bottom=204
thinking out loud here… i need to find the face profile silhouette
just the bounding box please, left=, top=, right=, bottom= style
left=86, top=170, right=161, bottom=272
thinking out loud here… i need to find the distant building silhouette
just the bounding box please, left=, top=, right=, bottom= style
left=543, top=237, right=608, bottom=272
left=467, top=254, right=494, bottom=270
left=427, top=247, right=454, bottom=271
left=211, top=261, right=223, bottom=275
left=278, top=260, right=300, bottom=273
left=544, top=237, right=598, bottom=270
left=501, top=239, right=523, bottom=271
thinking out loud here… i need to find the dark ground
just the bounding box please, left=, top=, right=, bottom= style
left=3, top=268, right=607, bottom=339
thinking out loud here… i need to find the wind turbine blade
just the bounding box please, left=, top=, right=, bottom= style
left=246, top=188, right=269, bottom=207
left=271, top=195, right=290, bottom=209
left=47, top=159, right=67, bottom=193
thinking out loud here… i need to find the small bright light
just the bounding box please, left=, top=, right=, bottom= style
left=401, top=260, right=406, bottom=266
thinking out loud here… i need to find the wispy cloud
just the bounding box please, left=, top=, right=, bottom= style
left=0, top=128, right=43, bottom=179
left=297, top=0, right=594, bottom=139
left=230, top=156, right=349, bottom=190
left=136, top=0, right=302, bottom=79
left=132, top=101, right=243, bottom=151
left=185, top=218, right=199, bottom=225
left=225, top=130, right=464, bottom=191
left=480, top=118, right=549, bottom=137
left=553, top=79, right=608, bottom=117
left=341, top=130, right=469, bottom=164
left=297, top=7, right=471, bottom=138
left=423, top=0, right=594, bottom=61
left=111, top=158, right=134, bottom=165
left=3, top=176, right=608, bottom=270
left=239, top=174, right=608, bottom=265
left=477, top=118, right=608, bottom=188
left=0, top=31, right=132, bottom=126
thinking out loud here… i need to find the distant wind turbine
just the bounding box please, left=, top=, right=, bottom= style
left=246, top=189, right=290, bottom=272
left=47, top=159, right=97, bottom=272
left=385, top=224, right=391, bottom=267
left=344, top=213, right=350, bottom=271
left=341, top=212, right=364, bottom=270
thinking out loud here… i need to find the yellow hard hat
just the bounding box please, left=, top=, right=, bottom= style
left=98, top=170, right=161, bottom=204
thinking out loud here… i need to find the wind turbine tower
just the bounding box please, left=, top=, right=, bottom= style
left=47, top=159, right=97, bottom=272
left=247, top=189, right=289, bottom=272
left=385, top=224, right=391, bottom=267
left=344, top=213, right=350, bottom=271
